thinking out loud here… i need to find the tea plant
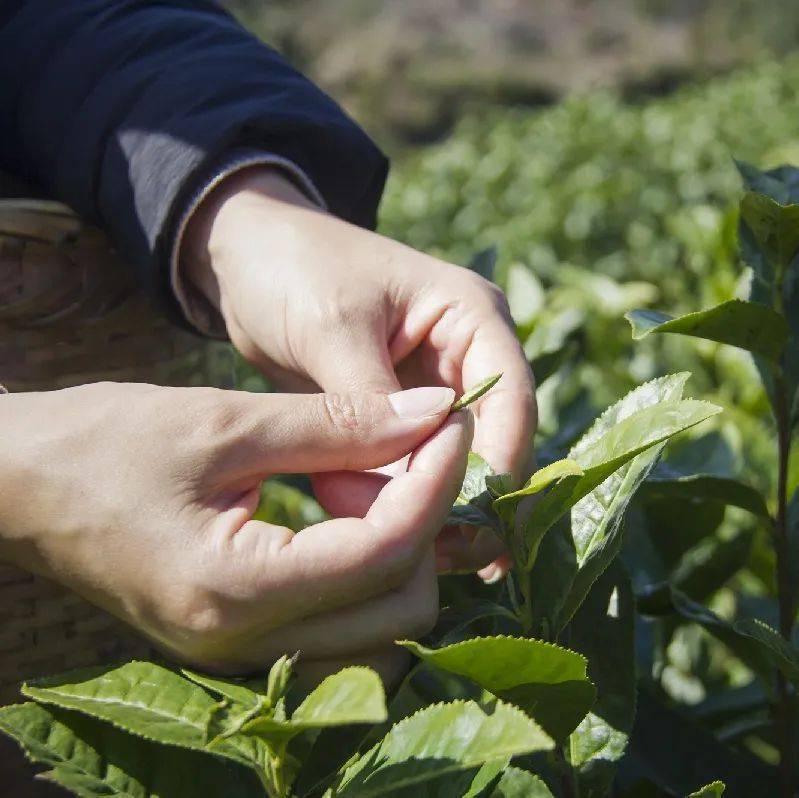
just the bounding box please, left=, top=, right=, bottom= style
left=4, top=163, right=799, bottom=796
left=0, top=377, right=721, bottom=794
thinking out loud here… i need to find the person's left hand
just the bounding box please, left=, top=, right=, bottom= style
left=182, top=166, right=537, bottom=581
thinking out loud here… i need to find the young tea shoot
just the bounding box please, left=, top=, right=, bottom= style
left=450, top=373, right=502, bottom=412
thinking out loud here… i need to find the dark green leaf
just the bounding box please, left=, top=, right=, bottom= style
left=670, top=530, right=754, bottom=602
left=642, top=473, right=769, bottom=519
left=530, top=341, right=577, bottom=385
left=638, top=587, right=775, bottom=687
left=400, top=635, right=595, bottom=741
left=448, top=451, right=502, bottom=529
left=733, top=618, right=799, bottom=687
left=567, top=562, right=636, bottom=797
left=624, top=686, right=777, bottom=797
left=626, top=300, right=788, bottom=362
left=468, top=246, right=498, bottom=282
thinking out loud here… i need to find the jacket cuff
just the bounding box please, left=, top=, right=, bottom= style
left=170, top=148, right=326, bottom=338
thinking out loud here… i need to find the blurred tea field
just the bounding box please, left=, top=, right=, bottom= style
left=380, top=59, right=799, bottom=495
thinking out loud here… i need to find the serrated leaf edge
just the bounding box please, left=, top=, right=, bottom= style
left=398, top=635, right=589, bottom=674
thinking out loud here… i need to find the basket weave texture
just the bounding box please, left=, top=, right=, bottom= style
left=0, top=196, right=231, bottom=791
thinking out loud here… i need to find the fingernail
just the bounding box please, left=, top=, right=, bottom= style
left=388, top=386, right=455, bottom=419
left=479, top=563, right=504, bottom=585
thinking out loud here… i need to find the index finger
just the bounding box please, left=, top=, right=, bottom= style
left=235, top=411, right=473, bottom=621
left=462, top=317, right=537, bottom=483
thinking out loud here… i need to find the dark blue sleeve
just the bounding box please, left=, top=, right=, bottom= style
left=0, top=0, right=388, bottom=302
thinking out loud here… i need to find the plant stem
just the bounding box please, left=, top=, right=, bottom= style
left=773, top=378, right=795, bottom=798
left=554, top=747, right=578, bottom=798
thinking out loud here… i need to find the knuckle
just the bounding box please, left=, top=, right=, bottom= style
left=373, top=534, right=421, bottom=587
left=313, top=295, right=364, bottom=334
left=163, top=585, right=229, bottom=659
left=322, top=393, right=376, bottom=441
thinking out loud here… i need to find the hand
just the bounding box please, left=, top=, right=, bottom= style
left=183, top=167, right=537, bottom=579
left=0, top=382, right=470, bottom=677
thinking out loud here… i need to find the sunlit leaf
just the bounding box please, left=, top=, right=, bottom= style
left=485, top=767, right=555, bottom=797
left=400, top=635, right=595, bottom=741
left=688, top=781, right=725, bottom=798
left=332, top=700, right=553, bottom=797
left=625, top=300, right=788, bottom=362
left=237, top=667, right=387, bottom=744
left=0, top=702, right=260, bottom=797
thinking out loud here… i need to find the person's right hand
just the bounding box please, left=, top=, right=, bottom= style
left=0, top=382, right=470, bottom=680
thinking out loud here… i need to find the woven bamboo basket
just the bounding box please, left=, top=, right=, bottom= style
left=0, top=189, right=233, bottom=792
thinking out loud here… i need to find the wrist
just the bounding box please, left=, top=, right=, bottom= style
left=181, top=165, right=317, bottom=316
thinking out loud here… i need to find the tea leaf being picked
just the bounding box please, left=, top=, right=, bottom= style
left=451, top=374, right=502, bottom=412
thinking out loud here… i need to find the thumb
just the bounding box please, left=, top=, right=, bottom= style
left=216, top=386, right=455, bottom=477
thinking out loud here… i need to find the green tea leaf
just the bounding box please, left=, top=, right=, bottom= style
left=506, top=263, right=545, bottom=327
left=733, top=618, right=799, bottom=687
left=740, top=191, right=799, bottom=271
left=265, top=653, right=296, bottom=707
left=181, top=670, right=265, bottom=712
left=559, top=399, right=720, bottom=627
left=456, top=452, right=496, bottom=505
left=293, top=667, right=387, bottom=727
left=22, top=661, right=222, bottom=754
left=451, top=374, right=503, bottom=412
left=238, top=667, right=386, bottom=743
left=253, top=479, right=327, bottom=530
left=492, top=458, right=582, bottom=536
left=463, top=759, right=509, bottom=798
left=494, top=459, right=583, bottom=510
left=332, top=699, right=553, bottom=797
left=625, top=300, right=788, bottom=362
left=486, top=767, right=555, bottom=797
left=688, top=780, right=726, bottom=797
left=627, top=687, right=776, bottom=796
left=641, top=473, right=770, bottom=519
left=448, top=451, right=503, bottom=529
left=0, top=702, right=260, bottom=798
left=520, top=374, right=718, bottom=572
left=400, top=635, right=595, bottom=741
left=568, top=562, right=636, bottom=797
